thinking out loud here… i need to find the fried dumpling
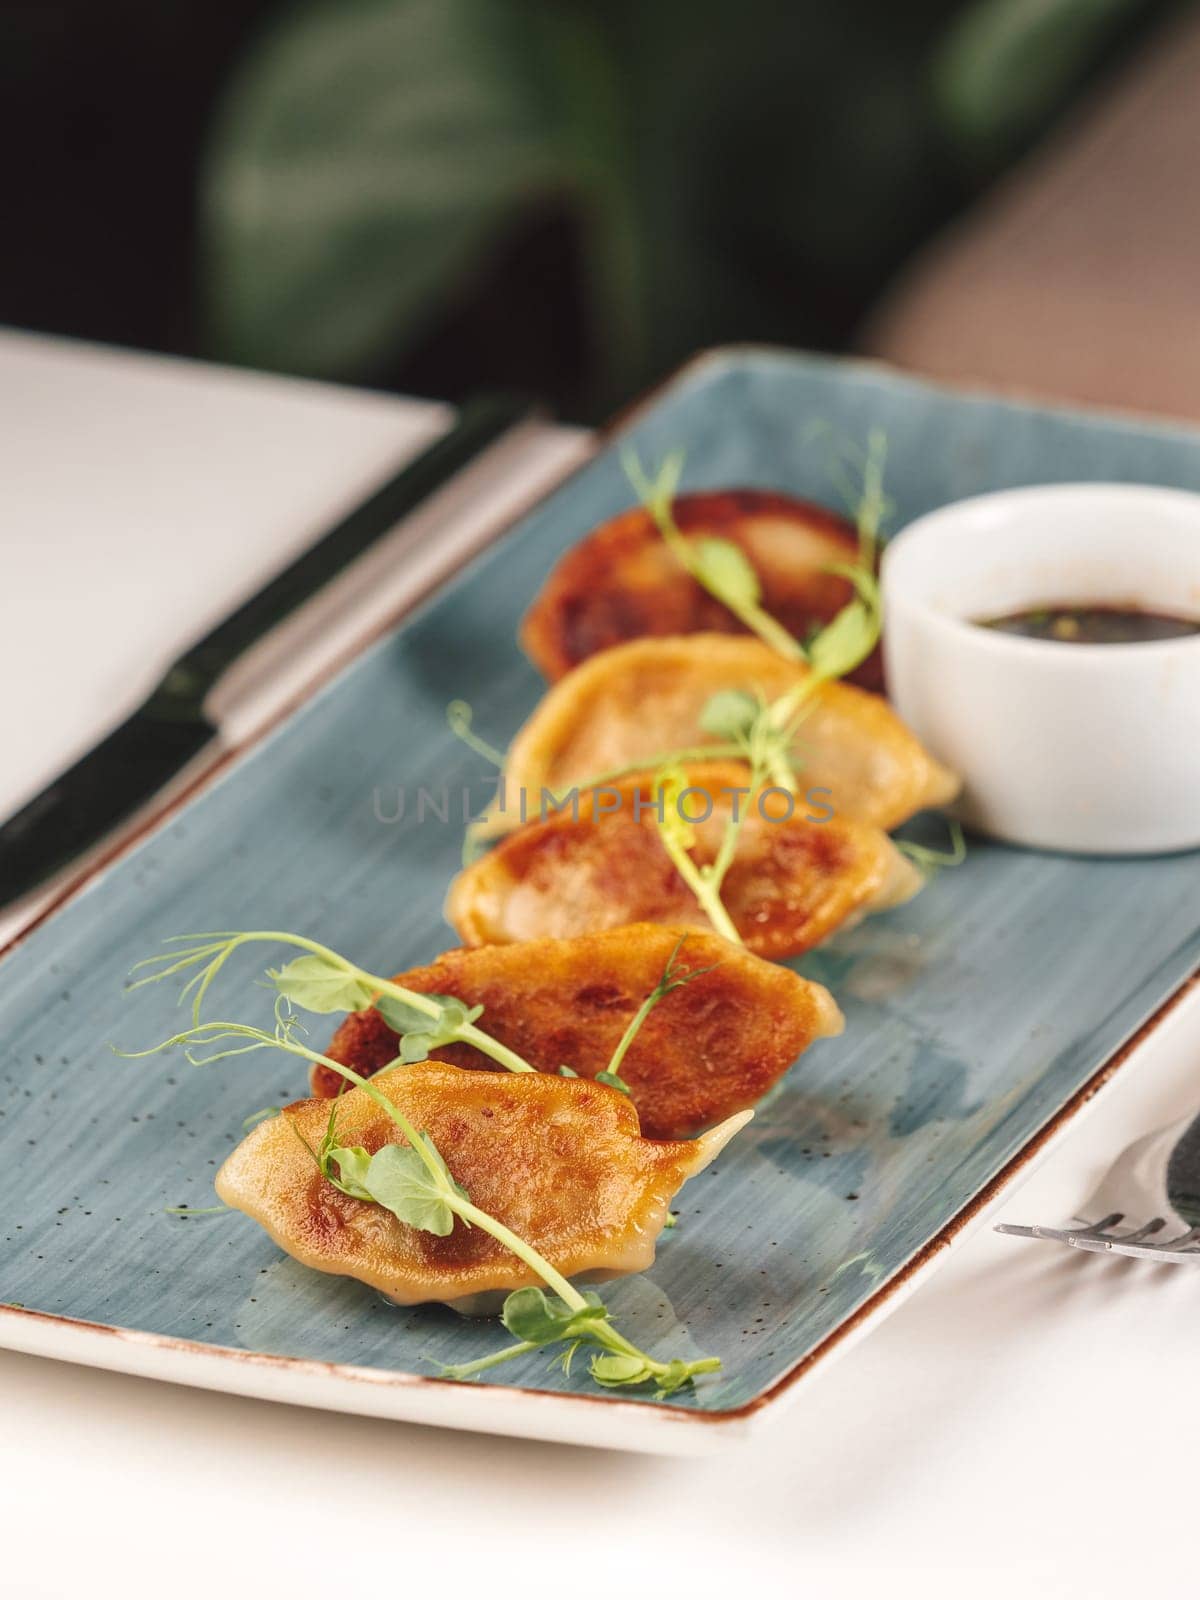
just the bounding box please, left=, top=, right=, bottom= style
left=216, top=1061, right=748, bottom=1311
left=313, top=923, right=843, bottom=1138
left=480, top=634, right=958, bottom=839
left=520, top=488, right=882, bottom=689
left=452, top=765, right=921, bottom=964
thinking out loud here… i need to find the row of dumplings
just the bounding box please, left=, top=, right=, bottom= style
left=216, top=486, right=959, bottom=1352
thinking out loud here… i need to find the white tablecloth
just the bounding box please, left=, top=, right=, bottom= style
left=1, top=331, right=1195, bottom=1600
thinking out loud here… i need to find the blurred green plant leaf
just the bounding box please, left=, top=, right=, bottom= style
left=932, top=0, right=1147, bottom=160
left=203, top=0, right=568, bottom=376
left=200, top=0, right=1160, bottom=405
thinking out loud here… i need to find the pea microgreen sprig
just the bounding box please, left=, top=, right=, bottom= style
left=649, top=680, right=808, bottom=945
left=645, top=579, right=898, bottom=939
left=120, top=1003, right=720, bottom=1399
left=451, top=431, right=887, bottom=828
left=127, top=931, right=536, bottom=1077
left=803, top=422, right=892, bottom=571
left=654, top=765, right=743, bottom=944
left=449, top=568, right=882, bottom=943
left=446, top=700, right=507, bottom=769
left=450, top=433, right=884, bottom=888
left=622, top=449, right=804, bottom=661
left=621, top=438, right=886, bottom=684
left=601, top=932, right=718, bottom=1085
left=462, top=440, right=884, bottom=805
left=896, top=819, right=967, bottom=879
left=555, top=930, right=720, bottom=1094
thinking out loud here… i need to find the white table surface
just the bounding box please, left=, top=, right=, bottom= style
left=2, top=331, right=1197, bottom=1600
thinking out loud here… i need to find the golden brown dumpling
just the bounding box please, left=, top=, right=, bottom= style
left=480, top=635, right=958, bottom=840
left=520, top=489, right=882, bottom=689
left=313, top=923, right=843, bottom=1139
left=216, top=1061, right=748, bottom=1310
left=452, top=765, right=920, bottom=963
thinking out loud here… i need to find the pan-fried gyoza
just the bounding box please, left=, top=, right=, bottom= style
left=450, top=766, right=921, bottom=963
left=520, top=489, right=883, bottom=689
left=479, top=635, right=959, bottom=840
left=314, top=923, right=843, bottom=1139
left=217, top=1061, right=748, bottom=1312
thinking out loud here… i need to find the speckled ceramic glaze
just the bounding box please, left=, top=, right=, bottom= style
left=2, top=349, right=1199, bottom=1450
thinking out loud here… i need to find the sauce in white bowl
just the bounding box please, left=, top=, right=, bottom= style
left=882, top=483, right=1200, bottom=855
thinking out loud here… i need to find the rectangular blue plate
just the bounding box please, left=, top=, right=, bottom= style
left=3, top=348, right=1199, bottom=1452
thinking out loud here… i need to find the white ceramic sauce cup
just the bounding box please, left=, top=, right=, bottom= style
left=882, top=483, right=1200, bottom=855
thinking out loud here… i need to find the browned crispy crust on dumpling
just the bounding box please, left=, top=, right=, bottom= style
left=452, top=764, right=920, bottom=964
left=481, top=635, right=958, bottom=839
left=520, top=489, right=882, bottom=689
left=313, top=923, right=843, bottom=1138
left=216, top=1061, right=748, bottom=1309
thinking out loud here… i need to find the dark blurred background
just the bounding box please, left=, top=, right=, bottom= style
left=0, top=0, right=1186, bottom=421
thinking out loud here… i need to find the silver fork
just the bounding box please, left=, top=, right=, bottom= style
left=995, top=1111, right=1200, bottom=1263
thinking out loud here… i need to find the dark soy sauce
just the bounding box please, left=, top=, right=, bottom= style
left=980, top=604, right=1200, bottom=645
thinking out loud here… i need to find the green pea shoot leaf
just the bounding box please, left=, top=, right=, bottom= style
left=270, top=955, right=373, bottom=1014
left=365, top=1138, right=466, bottom=1236
left=689, top=537, right=762, bottom=610
left=806, top=563, right=881, bottom=682
left=588, top=1352, right=652, bottom=1386
left=325, top=1144, right=374, bottom=1200
left=501, top=1286, right=609, bottom=1346
left=375, top=992, right=484, bottom=1062
left=699, top=688, right=759, bottom=742
left=374, top=993, right=441, bottom=1034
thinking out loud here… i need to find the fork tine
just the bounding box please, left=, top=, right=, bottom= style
left=1157, top=1225, right=1200, bottom=1249
left=1072, top=1234, right=1200, bottom=1263
left=1030, top=1213, right=1125, bottom=1245
left=1065, top=1216, right=1166, bottom=1253
left=1069, top=1213, right=1124, bottom=1238
left=994, top=1214, right=1124, bottom=1246
left=1102, top=1217, right=1168, bottom=1244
